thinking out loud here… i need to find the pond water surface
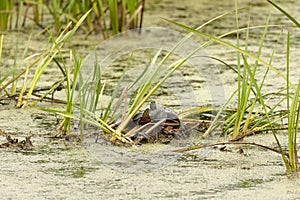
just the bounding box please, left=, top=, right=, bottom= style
left=1, top=0, right=300, bottom=199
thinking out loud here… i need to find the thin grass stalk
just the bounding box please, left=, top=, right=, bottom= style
left=285, top=30, right=293, bottom=171
left=11, top=33, right=20, bottom=95
left=89, top=50, right=102, bottom=113
left=82, top=1, right=94, bottom=32
left=293, top=96, right=300, bottom=169
left=79, top=72, right=84, bottom=139
left=286, top=31, right=299, bottom=171
left=111, top=87, right=128, bottom=120
left=63, top=51, right=82, bottom=133
left=174, top=141, right=289, bottom=156
left=209, top=35, right=283, bottom=138
left=0, top=34, right=3, bottom=61
left=108, top=0, right=119, bottom=35
left=125, top=3, right=143, bottom=30
left=0, top=34, right=3, bottom=87
left=179, top=106, right=233, bottom=118
left=287, top=80, right=300, bottom=170
left=16, top=0, right=24, bottom=29
left=236, top=113, right=288, bottom=141
left=22, top=2, right=31, bottom=28
left=233, top=0, right=242, bottom=138
left=44, top=0, right=62, bottom=33
left=78, top=49, right=127, bottom=127
left=58, top=64, right=72, bottom=132
left=139, top=0, right=145, bottom=29
left=233, top=7, right=273, bottom=139
left=33, top=0, right=43, bottom=25
left=13, top=33, right=32, bottom=97
left=73, top=50, right=108, bottom=124
left=65, top=51, right=128, bottom=141
left=127, top=0, right=138, bottom=29
left=120, top=0, right=126, bottom=32
left=286, top=31, right=290, bottom=141
left=94, top=0, right=109, bottom=38
left=126, top=48, right=186, bottom=119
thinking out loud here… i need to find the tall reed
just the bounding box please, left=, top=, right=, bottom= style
left=0, top=1, right=145, bottom=38
left=0, top=0, right=13, bottom=30
left=13, top=10, right=91, bottom=108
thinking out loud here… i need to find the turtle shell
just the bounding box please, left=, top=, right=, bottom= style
left=149, top=101, right=179, bottom=121
left=124, top=108, right=151, bottom=132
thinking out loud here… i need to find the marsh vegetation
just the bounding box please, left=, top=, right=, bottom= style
left=1, top=0, right=300, bottom=198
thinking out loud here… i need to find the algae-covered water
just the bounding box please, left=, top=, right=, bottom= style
left=1, top=0, right=300, bottom=199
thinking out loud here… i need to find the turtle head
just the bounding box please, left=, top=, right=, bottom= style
left=150, top=101, right=156, bottom=110
left=139, top=108, right=151, bottom=125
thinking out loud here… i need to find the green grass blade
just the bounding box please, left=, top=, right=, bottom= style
left=108, top=0, right=119, bottom=35
left=268, top=0, right=300, bottom=28
left=286, top=31, right=299, bottom=171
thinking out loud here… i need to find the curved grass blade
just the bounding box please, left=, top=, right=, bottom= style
left=268, top=0, right=300, bottom=28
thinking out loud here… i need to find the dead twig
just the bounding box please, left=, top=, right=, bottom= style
left=173, top=141, right=289, bottom=157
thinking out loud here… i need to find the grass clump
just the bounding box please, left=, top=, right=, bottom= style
left=0, top=0, right=145, bottom=38
left=165, top=1, right=300, bottom=172
left=0, top=9, right=91, bottom=109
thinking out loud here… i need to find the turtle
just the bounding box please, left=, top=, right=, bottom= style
left=124, top=101, right=184, bottom=142
left=127, top=101, right=182, bottom=126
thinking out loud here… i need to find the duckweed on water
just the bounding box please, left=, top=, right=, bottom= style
left=49, top=165, right=97, bottom=178
left=1, top=0, right=300, bottom=199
